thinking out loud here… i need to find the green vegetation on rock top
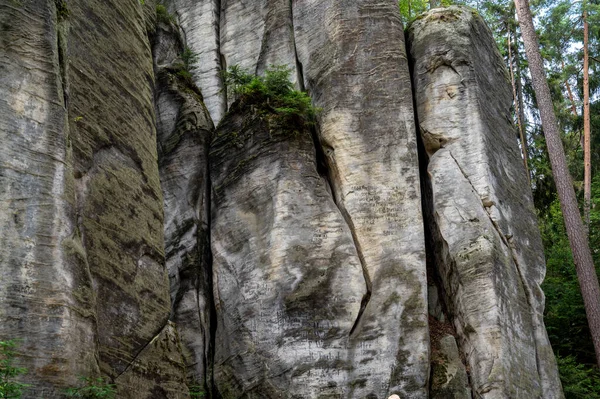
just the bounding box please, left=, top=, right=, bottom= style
left=222, top=65, right=319, bottom=133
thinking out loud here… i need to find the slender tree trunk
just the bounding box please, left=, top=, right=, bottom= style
left=563, top=59, right=579, bottom=117
left=514, top=0, right=600, bottom=368
left=511, top=2, right=528, bottom=140
left=508, top=28, right=530, bottom=182
left=583, top=5, right=592, bottom=232
left=561, top=59, right=585, bottom=149
left=514, top=33, right=528, bottom=143
left=430, top=0, right=440, bottom=9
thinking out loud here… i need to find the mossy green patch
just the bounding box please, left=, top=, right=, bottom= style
left=54, top=0, right=69, bottom=21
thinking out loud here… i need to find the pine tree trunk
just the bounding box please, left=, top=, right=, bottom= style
left=563, top=59, right=579, bottom=117
left=514, top=0, right=600, bottom=368
left=583, top=6, right=592, bottom=232
left=561, top=59, right=584, bottom=148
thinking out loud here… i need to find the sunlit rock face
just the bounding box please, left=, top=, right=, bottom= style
left=0, top=1, right=564, bottom=398
left=209, top=104, right=366, bottom=397
left=408, top=6, right=563, bottom=399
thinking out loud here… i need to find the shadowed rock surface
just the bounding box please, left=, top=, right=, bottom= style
left=1, top=0, right=190, bottom=396
left=0, top=1, right=97, bottom=394
left=153, top=17, right=214, bottom=392
left=409, top=6, right=563, bottom=399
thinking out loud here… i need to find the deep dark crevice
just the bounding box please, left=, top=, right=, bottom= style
left=205, top=142, right=218, bottom=399
left=215, top=0, right=227, bottom=119
left=206, top=3, right=220, bottom=396
left=289, top=0, right=305, bottom=92
left=406, top=31, right=474, bottom=395
left=406, top=30, right=451, bottom=326
left=56, top=25, right=68, bottom=108
left=220, top=53, right=228, bottom=112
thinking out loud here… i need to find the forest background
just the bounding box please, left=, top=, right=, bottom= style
left=398, top=0, right=600, bottom=396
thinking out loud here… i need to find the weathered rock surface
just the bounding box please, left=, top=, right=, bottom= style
left=210, top=105, right=367, bottom=397
left=0, top=1, right=97, bottom=394
left=293, top=1, right=429, bottom=396
left=166, top=0, right=225, bottom=123
left=1, top=0, right=190, bottom=396
left=115, top=322, right=190, bottom=399
left=430, top=335, right=471, bottom=399
left=153, top=18, right=214, bottom=391
left=409, top=6, right=563, bottom=398
left=220, top=0, right=298, bottom=86
left=65, top=0, right=174, bottom=385
left=0, top=1, right=566, bottom=398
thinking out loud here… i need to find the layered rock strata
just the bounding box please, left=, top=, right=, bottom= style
left=210, top=105, right=367, bottom=397
left=167, top=0, right=224, bottom=122
left=0, top=1, right=96, bottom=393
left=0, top=0, right=191, bottom=397
left=408, top=6, right=563, bottom=398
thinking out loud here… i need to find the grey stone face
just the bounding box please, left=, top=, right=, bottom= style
left=0, top=0, right=190, bottom=396
left=210, top=105, right=366, bottom=397
left=0, top=1, right=565, bottom=398
left=166, top=0, right=225, bottom=123
left=430, top=335, right=471, bottom=399
left=65, top=0, right=171, bottom=382
left=292, top=1, right=429, bottom=396
left=408, top=6, right=563, bottom=399
left=0, top=1, right=97, bottom=395
left=153, top=19, right=214, bottom=391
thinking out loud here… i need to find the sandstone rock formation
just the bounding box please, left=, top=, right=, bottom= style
left=1, top=0, right=190, bottom=397
left=409, top=6, right=563, bottom=398
left=0, top=1, right=564, bottom=398
left=153, top=18, right=213, bottom=392
left=0, top=1, right=97, bottom=394
left=210, top=104, right=366, bottom=397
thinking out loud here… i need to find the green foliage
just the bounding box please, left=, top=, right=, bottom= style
left=188, top=384, right=205, bottom=398
left=556, top=355, right=600, bottom=398
left=156, top=4, right=176, bottom=25
left=222, top=65, right=319, bottom=132
left=398, top=0, right=455, bottom=23
left=182, top=47, right=199, bottom=73
left=0, top=340, right=29, bottom=399
left=54, top=0, right=69, bottom=20
left=171, top=47, right=199, bottom=86
left=539, top=175, right=600, bottom=394
left=65, top=377, right=116, bottom=399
